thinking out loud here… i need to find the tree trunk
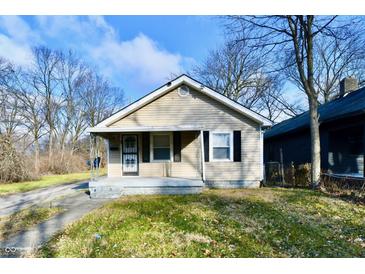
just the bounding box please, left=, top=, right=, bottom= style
left=60, top=142, right=65, bottom=163
left=305, top=16, right=321, bottom=188
left=48, top=128, right=53, bottom=168
left=308, top=96, right=321, bottom=187
left=34, top=138, right=40, bottom=175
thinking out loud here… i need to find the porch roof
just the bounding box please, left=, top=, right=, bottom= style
left=87, top=125, right=202, bottom=133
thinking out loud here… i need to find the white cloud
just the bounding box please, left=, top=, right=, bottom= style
left=88, top=16, right=115, bottom=38
left=0, top=34, right=34, bottom=66
left=0, top=16, right=39, bottom=66
left=35, top=16, right=115, bottom=43
left=0, top=16, right=40, bottom=43
left=33, top=16, right=191, bottom=87
left=0, top=16, right=195, bottom=91
left=90, top=33, right=186, bottom=86
left=36, top=16, right=81, bottom=37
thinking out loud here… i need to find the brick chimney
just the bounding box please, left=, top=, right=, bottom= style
left=339, top=77, right=358, bottom=97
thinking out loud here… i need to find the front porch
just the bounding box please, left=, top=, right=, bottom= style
left=89, top=176, right=204, bottom=198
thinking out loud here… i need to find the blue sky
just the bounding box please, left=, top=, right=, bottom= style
left=0, top=16, right=225, bottom=100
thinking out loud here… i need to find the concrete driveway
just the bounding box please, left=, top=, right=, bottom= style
left=0, top=181, right=111, bottom=257
left=0, top=181, right=90, bottom=217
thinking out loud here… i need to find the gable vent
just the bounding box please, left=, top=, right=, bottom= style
left=178, top=85, right=190, bottom=97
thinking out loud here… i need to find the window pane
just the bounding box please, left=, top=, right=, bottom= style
left=153, top=148, right=170, bottom=160
left=212, top=133, right=230, bottom=147
left=153, top=135, right=170, bottom=148
left=213, top=148, right=230, bottom=160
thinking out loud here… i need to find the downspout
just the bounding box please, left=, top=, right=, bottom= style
left=200, top=130, right=206, bottom=181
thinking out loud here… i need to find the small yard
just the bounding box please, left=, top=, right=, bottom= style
left=39, top=188, right=365, bottom=258
left=0, top=170, right=105, bottom=196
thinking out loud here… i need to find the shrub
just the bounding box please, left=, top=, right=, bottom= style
left=0, top=135, right=33, bottom=183
left=293, top=163, right=311, bottom=187
left=40, top=151, right=90, bottom=175
left=265, top=162, right=311, bottom=188
left=321, top=174, right=365, bottom=204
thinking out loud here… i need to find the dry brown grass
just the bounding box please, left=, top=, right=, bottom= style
left=0, top=135, right=34, bottom=183
left=40, top=151, right=89, bottom=175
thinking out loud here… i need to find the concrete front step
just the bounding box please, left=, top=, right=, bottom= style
left=89, top=177, right=204, bottom=199
left=89, top=185, right=203, bottom=198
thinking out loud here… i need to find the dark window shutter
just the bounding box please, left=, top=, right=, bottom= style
left=142, top=132, right=150, bottom=162
left=203, top=131, right=209, bottom=162
left=233, top=130, right=241, bottom=162
left=173, top=132, right=181, bottom=162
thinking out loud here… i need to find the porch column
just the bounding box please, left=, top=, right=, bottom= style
left=89, top=133, right=100, bottom=181
left=89, top=133, right=95, bottom=182
left=200, top=130, right=206, bottom=181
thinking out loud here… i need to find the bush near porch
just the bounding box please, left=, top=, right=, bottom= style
left=39, top=188, right=365, bottom=258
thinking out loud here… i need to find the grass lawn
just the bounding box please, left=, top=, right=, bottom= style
left=39, top=188, right=365, bottom=258
left=0, top=169, right=106, bottom=196
left=0, top=206, right=63, bottom=241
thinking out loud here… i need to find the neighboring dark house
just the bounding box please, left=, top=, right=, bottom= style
left=264, top=77, right=365, bottom=177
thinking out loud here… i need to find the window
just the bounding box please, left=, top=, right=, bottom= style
left=211, top=132, right=233, bottom=161
left=151, top=134, right=172, bottom=161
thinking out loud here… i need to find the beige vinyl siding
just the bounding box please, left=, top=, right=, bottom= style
left=107, top=135, right=121, bottom=177
left=206, top=128, right=261, bottom=181
left=110, top=87, right=258, bottom=130
left=138, top=131, right=201, bottom=179
left=109, top=87, right=262, bottom=181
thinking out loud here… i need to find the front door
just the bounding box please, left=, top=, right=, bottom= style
left=122, top=135, right=138, bottom=175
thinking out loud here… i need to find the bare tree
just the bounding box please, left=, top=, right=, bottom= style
left=1, top=46, right=125, bottom=178
left=0, top=59, right=22, bottom=139
left=81, top=70, right=124, bottom=164
left=194, top=40, right=267, bottom=107
left=226, top=16, right=361, bottom=187
left=255, top=79, right=304, bottom=121
left=57, top=50, right=88, bottom=157
left=194, top=38, right=302, bottom=121
left=11, top=69, right=46, bottom=174
left=82, top=71, right=124, bottom=128
left=29, top=46, right=62, bottom=166
left=286, top=23, right=365, bottom=103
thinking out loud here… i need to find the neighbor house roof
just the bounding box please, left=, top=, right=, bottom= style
left=265, top=86, right=365, bottom=139
left=88, top=74, right=273, bottom=133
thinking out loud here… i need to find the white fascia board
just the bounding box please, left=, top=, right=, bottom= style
left=97, top=76, right=184, bottom=128
left=95, top=74, right=273, bottom=128
left=201, top=86, right=272, bottom=126
left=87, top=125, right=202, bottom=133
left=182, top=77, right=272, bottom=127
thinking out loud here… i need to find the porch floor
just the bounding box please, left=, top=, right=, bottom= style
left=89, top=176, right=204, bottom=198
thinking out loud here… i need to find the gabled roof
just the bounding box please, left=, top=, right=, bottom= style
left=265, top=86, right=365, bottom=139
left=89, top=74, right=272, bottom=132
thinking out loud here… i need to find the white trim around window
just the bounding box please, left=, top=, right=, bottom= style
left=150, top=132, right=173, bottom=162
left=209, top=131, right=233, bottom=162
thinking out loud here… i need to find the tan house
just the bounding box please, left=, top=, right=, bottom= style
left=87, top=75, right=272, bottom=198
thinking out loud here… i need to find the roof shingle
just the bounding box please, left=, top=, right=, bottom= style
left=265, top=87, right=365, bottom=139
